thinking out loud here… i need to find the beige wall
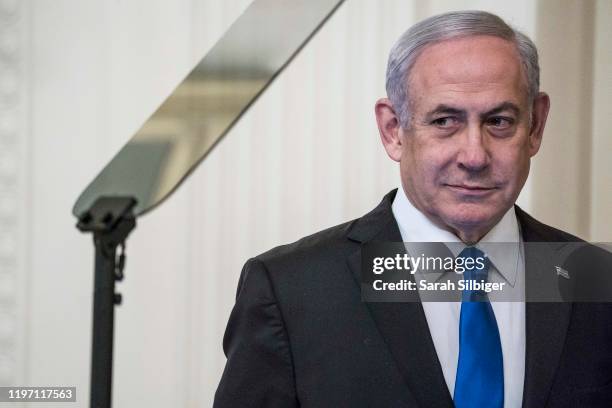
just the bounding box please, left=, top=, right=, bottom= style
left=533, top=0, right=597, bottom=239
left=590, top=0, right=612, bottom=241
left=3, top=0, right=610, bottom=407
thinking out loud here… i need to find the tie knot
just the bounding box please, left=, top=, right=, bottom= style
left=457, top=246, right=490, bottom=301
left=457, top=246, right=488, bottom=276
left=458, top=245, right=485, bottom=260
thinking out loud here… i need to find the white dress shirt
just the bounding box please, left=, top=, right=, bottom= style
left=391, top=186, right=525, bottom=408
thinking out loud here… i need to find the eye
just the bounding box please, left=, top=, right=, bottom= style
left=486, top=116, right=514, bottom=129
left=431, top=117, right=459, bottom=128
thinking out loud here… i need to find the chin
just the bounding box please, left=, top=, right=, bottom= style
left=442, top=202, right=502, bottom=231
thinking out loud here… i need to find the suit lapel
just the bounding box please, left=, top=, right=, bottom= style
left=516, top=207, right=573, bottom=408
left=346, top=191, right=454, bottom=408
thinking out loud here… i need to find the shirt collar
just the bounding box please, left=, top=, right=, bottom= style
left=391, top=186, right=521, bottom=286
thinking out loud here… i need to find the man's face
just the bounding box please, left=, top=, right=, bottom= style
left=377, top=35, right=549, bottom=242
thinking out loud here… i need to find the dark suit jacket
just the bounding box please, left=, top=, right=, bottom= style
left=214, top=190, right=612, bottom=407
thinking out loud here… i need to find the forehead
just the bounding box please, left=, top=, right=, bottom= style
left=408, top=35, right=527, bottom=108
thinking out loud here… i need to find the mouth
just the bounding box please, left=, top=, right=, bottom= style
left=444, top=184, right=498, bottom=196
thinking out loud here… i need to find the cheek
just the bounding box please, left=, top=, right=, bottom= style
left=417, top=144, right=454, bottom=181
left=403, top=146, right=453, bottom=202
left=492, top=147, right=531, bottom=191
left=421, top=160, right=446, bottom=186
left=508, top=158, right=530, bottom=190
left=499, top=142, right=530, bottom=169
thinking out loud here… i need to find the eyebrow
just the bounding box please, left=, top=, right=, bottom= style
left=424, top=101, right=521, bottom=121
left=424, top=105, right=466, bottom=121
left=481, top=102, right=521, bottom=118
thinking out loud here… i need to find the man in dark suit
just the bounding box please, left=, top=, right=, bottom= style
left=215, top=10, right=612, bottom=407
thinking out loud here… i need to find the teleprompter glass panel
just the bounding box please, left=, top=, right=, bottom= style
left=73, top=0, right=345, bottom=217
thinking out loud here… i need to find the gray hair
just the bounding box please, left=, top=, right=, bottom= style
left=386, top=10, right=540, bottom=128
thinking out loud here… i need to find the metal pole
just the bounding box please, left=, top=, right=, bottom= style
left=77, top=197, right=136, bottom=408
left=89, top=234, right=118, bottom=408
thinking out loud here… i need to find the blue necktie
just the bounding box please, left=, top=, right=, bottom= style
left=454, top=246, right=504, bottom=408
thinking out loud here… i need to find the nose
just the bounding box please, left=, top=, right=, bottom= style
left=457, top=125, right=490, bottom=172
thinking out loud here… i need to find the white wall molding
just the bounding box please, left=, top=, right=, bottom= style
left=0, top=0, right=28, bottom=388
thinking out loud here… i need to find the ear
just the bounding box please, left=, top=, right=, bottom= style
left=527, top=92, right=550, bottom=157
left=375, top=98, right=403, bottom=162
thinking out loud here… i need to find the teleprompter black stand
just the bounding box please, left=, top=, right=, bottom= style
left=77, top=197, right=137, bottom=408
